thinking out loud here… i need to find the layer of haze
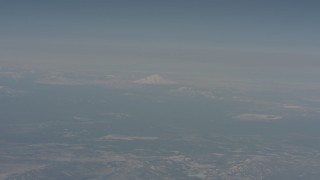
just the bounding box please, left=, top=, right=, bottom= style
left=1, top=0, right=320, bottom=86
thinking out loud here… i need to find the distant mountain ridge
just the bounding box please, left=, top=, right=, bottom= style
left=133, top=74, right=175, bottom=85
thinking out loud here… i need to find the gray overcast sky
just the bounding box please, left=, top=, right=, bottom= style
left=1, top=0, right=320, bottom=84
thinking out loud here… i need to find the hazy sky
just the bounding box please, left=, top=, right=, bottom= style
left=1, top=0, right=320, bottom=81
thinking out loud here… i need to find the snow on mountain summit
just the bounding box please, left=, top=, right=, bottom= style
left=133, top=74, right=175, bottom=85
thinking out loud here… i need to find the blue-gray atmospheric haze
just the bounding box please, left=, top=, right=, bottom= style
left=2, top=1, right=320, bottom=179
left=1, top=0, right=320, bottom=83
